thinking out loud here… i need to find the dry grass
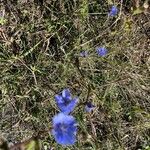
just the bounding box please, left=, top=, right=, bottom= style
left=0, top=0, right=150, bottom=149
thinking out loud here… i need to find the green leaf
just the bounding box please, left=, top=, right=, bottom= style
left=25, top=138, right=41, bottom=150
left=9, top=137, right=41, bottom=150
left=133, top=8, right=143, bottom=15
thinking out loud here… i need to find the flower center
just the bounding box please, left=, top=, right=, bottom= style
left=60, top=123, right=67, bottom=132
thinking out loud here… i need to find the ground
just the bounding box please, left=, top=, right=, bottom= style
left=0, top=0, right=150, bottom=150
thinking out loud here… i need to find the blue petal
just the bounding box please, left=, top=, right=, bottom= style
left=62, top=89, right=71, bottom=99
left=52, top=113, right=65, bottom=125
left=57, top=103, right=66, bottom=113
left=85, top=105, right=94, bottom=112
left=52, top=113, right=77, bottom=146
left=57, top=98, right=78, bottom=114
left=68, top=124, right=77, bottom=134
left=52, top=113, right=76, bottom=126
left=109, top=6, right=118, bottom=16
left=85, top=102, right=95, bottom=112
left=55, top=131, right=76, bottom=145
left=80, top=51, right=88, bottom=57
left=55, top=95, right=64, bottom=104
left=97, top=47, right=108, bottom=57
left=55, top=128, right=76, bottom=145
left=64, top=98, right=78, bottom=114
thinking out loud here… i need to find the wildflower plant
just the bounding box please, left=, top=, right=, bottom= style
left=52, top=89, right=79, bottom=146
left=85, top=102, right=95, bottom=113
left=96, top=47, right=108, bottom=57
left=1, top=0, right=149, bottom=150
left=52, top=113, right=77, bottom=145
left=109, top=5, right=118, bottom=17
left=54, top=89, right=78, bottom=114
left=80, top=51, right=88, bottom=57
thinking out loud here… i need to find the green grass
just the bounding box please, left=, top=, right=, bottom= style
left=0, top=0, right=150, bottom=149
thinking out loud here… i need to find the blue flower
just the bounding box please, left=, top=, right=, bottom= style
left=80, top=51, right=88, bottom=57
left=109, top=6, right=118, bottom=17
left=85, top=102, right=95, bottom=113
left=96, top=47, right=108, bottom=56
left=55, top=89, right=78, bottom=114
left=52, top=113, right=77, bottom=145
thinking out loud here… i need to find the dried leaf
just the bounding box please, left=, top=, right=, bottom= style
left=0, top=137, right=9, bottom=150
left=10, top=137, right=41, bottom=150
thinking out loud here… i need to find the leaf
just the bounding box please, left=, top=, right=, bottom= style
left=0, top=137, right=9, bottom=150
left=133, top=8, right=143, bottom=15
left=10, top=137, right=41, bottom=150
left=25, top=138, right=41, bottom=150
